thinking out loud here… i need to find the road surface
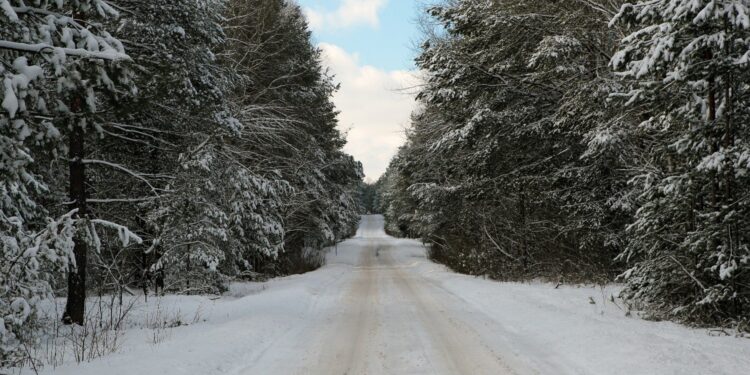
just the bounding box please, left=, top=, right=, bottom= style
left=239, top=215, right=529, bottom=375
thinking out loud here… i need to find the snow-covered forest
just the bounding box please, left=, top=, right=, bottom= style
left=3, top=0, right=750, bottom=374
left=379, top=0, right=750, bottom=330
left=1, top=0, right=362, bottom=368
left=378, top=0, right=750, bottom=331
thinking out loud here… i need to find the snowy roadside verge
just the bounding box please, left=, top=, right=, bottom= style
left=20, top=240, right=365, bottom=375
left=387, top=237, right=750, bottom=375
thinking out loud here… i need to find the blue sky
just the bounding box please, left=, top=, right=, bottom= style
left=296, top=0, right=423, bottom=180
left=298, top=0, right=421, bottom=71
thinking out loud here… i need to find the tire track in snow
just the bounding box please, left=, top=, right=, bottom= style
left=311, top=241, right=381, bottom=374
left=233, top=215, right=532, bottom=375
left=382, top=249, right=524, bottom=375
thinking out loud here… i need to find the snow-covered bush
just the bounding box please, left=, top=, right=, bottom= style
left=1, top=212, right=76, bottom=366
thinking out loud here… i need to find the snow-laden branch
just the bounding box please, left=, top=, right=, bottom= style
left=88, top=197, right=157, bottom=204
left=108, top=123, right=177, bottom=146
left=91, top=219, right=143, bottom=248
left=571, top=0, right=617, bottom=17
left=82, top=159, right=160, bottom=196
left=61, top=197, right=158, bottom=206
left=0, top=40, right=130, bottom=61
left=482, top=225, right=518, bottom=262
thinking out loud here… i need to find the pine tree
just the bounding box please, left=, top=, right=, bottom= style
left=384, top=0, right=629, bottom=279
left=2, top=0, right=365, bottom=365
left=379, top=0, right=750, bottom=327
left=1, top=0, right=133, bottom=362
left=611, top=0, right=750, bottom=324
left=226, top=0, right=362, bottom=274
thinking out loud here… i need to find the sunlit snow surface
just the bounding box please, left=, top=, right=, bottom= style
left=35, top=216, right=750, bottom=375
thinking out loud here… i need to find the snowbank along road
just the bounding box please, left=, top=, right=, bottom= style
left=42, top=215, right=750, bottom=375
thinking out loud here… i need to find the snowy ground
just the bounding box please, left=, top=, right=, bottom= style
left=30, top=215, right=750, bottom=374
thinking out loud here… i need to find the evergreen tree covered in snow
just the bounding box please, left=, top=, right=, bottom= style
left=382, top=0, right=750, bottom=327
left=225, top=0, right=362, bottom=274
left=1, top=0, right=133, bottom=361
left=103, top=0, right=253, bottom=293
left=611, top=0, right=750, bottom=325
left=383, top=0, right=630, bottom=280
left=1, top=0, right=364, bottom=366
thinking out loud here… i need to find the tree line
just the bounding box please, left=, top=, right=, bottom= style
left=1, top=0, right=362, bottom=366
left=379, top=0, right=750, bottom=330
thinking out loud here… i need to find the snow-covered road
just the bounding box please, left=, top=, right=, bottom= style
left=244, top=215, right=526, bottom=374
left=41, top=215, right=750, bottom=375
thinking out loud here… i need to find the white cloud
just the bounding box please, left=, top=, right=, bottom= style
left=319, top=43, right=420, bottom=180
left=304, top=0, right=387, bottom=31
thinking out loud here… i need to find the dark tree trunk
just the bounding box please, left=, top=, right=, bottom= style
left=708, top=76, right=719, bottom=208
left=518, top=189, right=529, bottom=271
left=186, top=245, right=191, bottom=292
left=63, top=108, right=88, bottom=325
left=62, top=7, right=89, bottom=327
left=142, top=250, right=149, bottom=302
